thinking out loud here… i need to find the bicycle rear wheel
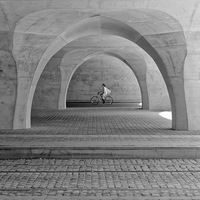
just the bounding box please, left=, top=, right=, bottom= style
left=105, top=96, right=113, bottom=105
left=90, top=96, right=99, bottom=105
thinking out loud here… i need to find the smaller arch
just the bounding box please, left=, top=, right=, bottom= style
left=58, top=49, right=149, bottom=110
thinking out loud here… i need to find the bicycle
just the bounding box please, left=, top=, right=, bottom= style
left=90, top=93, right=113, bottom=105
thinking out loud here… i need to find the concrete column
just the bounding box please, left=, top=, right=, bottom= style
left=13, top=77, right=32, bottom=129
left=59, top=64, right=76, bottom=109
left=13, top=35, right=66, bottom=129
left=0, top=49, right=17, bottom=129
left=32, top=57, right=61, bottom=110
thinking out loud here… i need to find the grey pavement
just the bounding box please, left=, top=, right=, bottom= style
left=0, top=106, right=199, bottom=148
left=1, top=105, right=200, bottom=199
left=0, top=106, right=200, bottom=159
left=1, top=158, right=200, bottom=199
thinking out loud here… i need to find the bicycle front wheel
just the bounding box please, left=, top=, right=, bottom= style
left=90, top=96, right=99, bottom=105
left=105, top=96, right=113, bottom=105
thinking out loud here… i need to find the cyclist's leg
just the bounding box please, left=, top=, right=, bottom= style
left=99, top=91, right=103, bottom=97
left=99, top=92, right=104, bottom=103
left=100, top=94, right=103, bottom=100
left=102, top=93, right=107, bottom=104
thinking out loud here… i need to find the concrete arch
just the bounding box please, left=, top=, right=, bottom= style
left=59, top=49, right=148, bottom=110
left=13, top=9, right=187, bottom=130
left=32, top=55, right=62, bottom=110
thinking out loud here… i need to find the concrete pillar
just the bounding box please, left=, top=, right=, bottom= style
left=0, top=49, right=17, bottom=129
left=32, top=57, right=61, bottom=110
left=0, top=8, right=17, bottom=129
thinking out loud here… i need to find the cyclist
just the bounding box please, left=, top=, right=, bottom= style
left=98, top=84, right=111, bottom=104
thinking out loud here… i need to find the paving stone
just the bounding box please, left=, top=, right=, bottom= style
left=0, top=159, right=200, bottom=199
left=1, top=108, right=200, bottom=199
left=0, top=108, right=200, bottom=148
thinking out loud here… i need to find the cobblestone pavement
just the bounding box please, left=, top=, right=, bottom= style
left=1, top=159, right=200, bottom=200
left=3, top=107, right=172, bottom=135
left=1, top=107, right=200, bottom=199
left=0, top=108, right=200, bottom=148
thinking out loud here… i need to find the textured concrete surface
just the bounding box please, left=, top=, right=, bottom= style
left=0, top=0, right=199, bottom=132
left=0, top=50, right=17, bottom=129
left=32, top=56, right=61, bottom=110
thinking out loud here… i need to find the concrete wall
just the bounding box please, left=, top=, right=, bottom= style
left=0, top=0, right=199, bottom=130
left=67, top=55, right=141, bottom=103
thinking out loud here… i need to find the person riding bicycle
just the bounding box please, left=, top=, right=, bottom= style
left=98, top=84, right=111, bottom=104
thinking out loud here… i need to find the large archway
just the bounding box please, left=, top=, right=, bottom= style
left=31, top=48, right=147, bottom=110
left=13, top=9, right=187, bottom=130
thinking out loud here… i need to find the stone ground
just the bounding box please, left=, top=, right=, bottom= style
left=0, top=106, right=200, bottom=148
left=1, top=158, right=200, bottom=200
left=1, top=104, right=200, bottom=199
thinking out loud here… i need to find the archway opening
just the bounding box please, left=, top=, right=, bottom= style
left=30, top=35, right=172, bottom=132
left=66, top=54, right=142, bottom=108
